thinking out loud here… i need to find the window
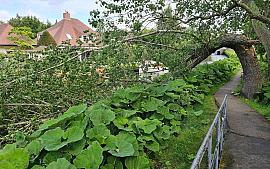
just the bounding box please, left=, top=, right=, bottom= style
left=66, top=33, right=72, bottom=40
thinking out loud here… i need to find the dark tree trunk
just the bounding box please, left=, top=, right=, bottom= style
left=234, top=45, right=262, bottom=98
left=221, top=35, right=263, bottom=98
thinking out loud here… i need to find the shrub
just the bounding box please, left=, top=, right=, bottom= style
left=0, top=57, right=240, bottom=169
left=37, top=31, right=57, bottom=46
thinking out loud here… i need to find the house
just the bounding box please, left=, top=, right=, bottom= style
left=0, top=23, right=15, bottom=48
left=37, top=11, right=97, bottom=46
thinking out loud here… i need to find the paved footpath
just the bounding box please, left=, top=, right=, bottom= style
left=214, top=71, right=270, bottom=169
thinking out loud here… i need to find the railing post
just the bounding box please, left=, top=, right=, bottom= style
left=208, top=135, right=212, bottom=169
left=216, top=116, right=221, bottom=169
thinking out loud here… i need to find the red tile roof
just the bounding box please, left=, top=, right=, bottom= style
left=0, top=23, right=14, bottom=46
left=38, top=12, right=96, bottom=46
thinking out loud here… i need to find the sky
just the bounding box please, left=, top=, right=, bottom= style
left=0, top=0, right=100, bottom=26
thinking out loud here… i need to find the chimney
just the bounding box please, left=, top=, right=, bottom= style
left=63, top=11, right=70, bottom=19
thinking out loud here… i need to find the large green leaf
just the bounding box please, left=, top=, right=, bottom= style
left=86, top=124, right=111, bottom=143
left=32, top=104, right=87, bottom=137
left=145, top=141, right=160, bottom=152
left=125, top=156, right=150, bottom=169
left=153, top=125, right=171, bottom=140
left=26, top=139, right=44, bottom=157
left=39, top=127, right=65, bottom=151
left=0, top=144, right=29, bottom=169
left=74, top=141, right=103, bottom=169
left=43, top=152, right=69, bottom=165
left=141, top=97, right=165, bottom=112
left=64, top=126, right=84, bottom=143
left=167, top=79, right=186, bottom=91
left=135, top=118, right=161, bottom=134
left=105, top=135, right=135, bottom=157
left=117, top=132, right=139, bottom=156
left=87, top=105, right=115, bottom=126
left=114, top=109, right=138, bottom=118
left=68, top=139, right=86, bottom=156
left=46, top=158, right=76, bottom=169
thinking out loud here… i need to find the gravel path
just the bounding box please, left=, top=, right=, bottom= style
left=214, top=71, right=270, bottom=169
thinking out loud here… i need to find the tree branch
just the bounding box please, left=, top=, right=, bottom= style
left=128, top=39, right=180, bottom=50
left=232, top=0, right=270, bottom=25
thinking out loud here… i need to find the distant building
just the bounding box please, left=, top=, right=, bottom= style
left=0, top=23, right=15, bottom=47
left=37, top=11, right=97, bottom=46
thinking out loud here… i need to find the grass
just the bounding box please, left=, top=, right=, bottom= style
left=154, top=95, right=218, bottom=169
left=153, top=67, right=240, bottom=169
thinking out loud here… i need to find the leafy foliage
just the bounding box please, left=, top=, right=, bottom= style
left=0, top=57, right=239, bottom=168
left=8, top=26, right=35, bottom=49
left=9, top=14, right=51, bottom=36
left=37, top=31, right=57, bottom=46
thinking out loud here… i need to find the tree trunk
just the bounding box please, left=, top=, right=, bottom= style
left=221, top=34, right=263, bottom=98
left=244, top=0, right=270, bottom=79
left=234, top=45, right=262, bottom=98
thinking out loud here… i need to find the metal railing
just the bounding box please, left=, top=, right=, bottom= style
left=191, top=95, right=228, bottom=169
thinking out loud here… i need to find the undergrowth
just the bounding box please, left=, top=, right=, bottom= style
left=0, top=56, right=240, bottom=169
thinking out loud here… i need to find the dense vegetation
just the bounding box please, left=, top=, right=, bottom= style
left=9, top=15, right=52, bottom=36
left=37, top=31, right=57, bottom=46
left=0, top=55, right=239, bottom=168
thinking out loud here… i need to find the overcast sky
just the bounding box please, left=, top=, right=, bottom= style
left=0, top=0, right=100, bottom=25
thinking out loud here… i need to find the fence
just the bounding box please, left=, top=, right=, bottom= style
left=191, top=95, right=228, bottom=169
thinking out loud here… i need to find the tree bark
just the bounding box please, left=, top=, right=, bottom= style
left=221, top=34, right=263, bottom=98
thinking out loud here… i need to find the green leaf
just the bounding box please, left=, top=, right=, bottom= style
left=68, top=139, right=86, bottom=156
left=31, top=165, right=45, bottom=169
left=43, top=152, right=63, bottom=165
left=154, top=125, right=171, bottom=140
left=26, top=139, right=44, bottom=156
left=141, top=97, right=165, bottom=112
left=46, top=158, right=76, bottom=169
left=135, top=118, right=161, bottom=134
left=115, top=109, right=138, bottom=118
left=0, top=145, right=29, bottom=169
left=32, top=104, right=87, bottom=137
left=113, top=117, right=134, bottom=131
left=87, top=105, right=115, bottom=126
left=86, top=124, right=111, bottom=143
left=107, top=138, right=134, bottom=157
left=145, top=141, right=160, bottom=152
left=74, top=141, right=103, bottom=169
left=167, top=103, right=182, bottom=111
left=105, top=132, right=137, bottom=157
left=39, top=127, right=65, bottom=151
left=125, top=156, right=150, bottom=169
left=264, top=92, right=270, bottom=99
left=167, top=79, right=186, bottom=91
left=117, top=132, right=139, bottom=156
left=148, top=85, right=168, bottom=97
left=193, top=110, right=203, bottom=116
left=64, top=126, right=84, bottom=143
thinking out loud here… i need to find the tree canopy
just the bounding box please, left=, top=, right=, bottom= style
left=8, top=26, right=34, bottom=50
left=88, top=0, right=270, bottom=98
left=9, top=14, right=51, bottom=36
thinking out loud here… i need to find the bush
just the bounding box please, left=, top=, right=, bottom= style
left=37, top=31, right=57, bottom=46
left=0, top=57, right=240, bottom=169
